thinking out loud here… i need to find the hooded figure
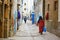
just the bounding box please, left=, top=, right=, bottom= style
left=17, top=10, right=21, bottom=30
left=31, top=12, right=35, bottom=24
left=18, top=11, right=21, bottom=19
left=37, top=16, right=44, bottom=35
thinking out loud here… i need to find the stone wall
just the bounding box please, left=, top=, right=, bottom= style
left=58, top=0, right=60, bottom=22
left=45, top=0, right=58, bottom=29
left=45, top=0, right=60, bottom=37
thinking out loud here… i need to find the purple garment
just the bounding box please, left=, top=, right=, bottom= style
left=18, top=11, right=21, bottom=19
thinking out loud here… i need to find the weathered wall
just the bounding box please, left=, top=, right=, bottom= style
left=45, top=0, right=58, bottom=29
left=45, top=0, right=60, bottom=37
left=58, top=0, right=60, bottom=22
left=12, top=0, right=17, bottom=33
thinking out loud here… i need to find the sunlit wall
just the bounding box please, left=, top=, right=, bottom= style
left=58, top=0, right=60, bottom=22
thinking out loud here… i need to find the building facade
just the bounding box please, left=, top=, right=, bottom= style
left=22, top=0, right=34, bottom=18
left=0, top=0, right=18, bottom=38
left=58, top=0, right=60, bottom=22
left=45, top=0, right=60, bottom=37
left=34, top=0, right=43, bottom=23
left=45, top=0, right=58, bottom=28
left=12, top=0, right=17, bottom=35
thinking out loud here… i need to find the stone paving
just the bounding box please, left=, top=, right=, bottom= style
left=0, top=20, right=60, bottom=40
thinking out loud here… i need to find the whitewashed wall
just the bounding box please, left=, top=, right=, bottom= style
left=39, top=0, right=43, bottom=18
left=22, top=0, right=34, bottom=16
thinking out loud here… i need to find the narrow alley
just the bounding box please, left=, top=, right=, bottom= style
left=0, top=20, right=59, bottom=40
left=0, top=0, right=60, bottom=40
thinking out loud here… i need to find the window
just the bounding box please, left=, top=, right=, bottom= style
left=54, top=1, right=58, bottom=10
left=24, top=8, right=26, bottom=10
left=24, top=3, right=26, bottom=5
left=34, top=2, right=35, bottom=9
left=17, top=4, right=20, bottom=6
left=47, top=4, right=50, bottom=11
left=10, top=0, right=11, bottom=2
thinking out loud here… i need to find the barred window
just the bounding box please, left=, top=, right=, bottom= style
left=54, top=1, right=58, bottom=10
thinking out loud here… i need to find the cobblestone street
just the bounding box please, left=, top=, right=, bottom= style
left=0, top=20, right=59, bottom=40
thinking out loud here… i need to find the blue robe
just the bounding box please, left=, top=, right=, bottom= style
left=31, top=12, right=35, bottom=24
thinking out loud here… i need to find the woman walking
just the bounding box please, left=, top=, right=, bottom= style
left=24, top=16, right=27, bottom=23
left=37, top=16, right=44, bottom=35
